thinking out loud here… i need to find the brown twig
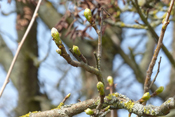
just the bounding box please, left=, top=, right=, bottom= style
left=69, top=48, right=88, bottom=63
left=94, top=52, right=98, bottom=68
left=149, top=57, right=162, bottom=89
left=143, top=0, right=175, bottom=95
left=57, top=93, right=71, bottom=109
left=0, top=0, right=43, bottom=98
left=79, top=54, right=88, bottom=64
left=56, top=43, right=103, bottom=82
left=132, top=0, right=175, bottom=68
left=95, top=8, right=105, bottom=114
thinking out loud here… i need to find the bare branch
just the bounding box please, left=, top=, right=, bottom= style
left=28, top=94, right=175, bottom=117
left=0, top=0, right=43, bottom=98
left=132, top=0, right=175, bottom=68
left=144, top=0, right=175, bottom=94
left=149, top=57, right=162, bottom=89
left=97, top=7, right=103, bottom=71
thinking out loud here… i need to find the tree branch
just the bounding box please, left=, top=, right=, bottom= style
left=132, top=0, right=175, bottom=68
left=27, top=93, right=175, bottom=117
left=0, top=0, right=43, bottom=98
left=144, top=0, right=175, bottom=94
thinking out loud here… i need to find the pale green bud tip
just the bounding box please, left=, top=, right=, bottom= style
left=107, top=76, right=113, bottom=86
left=97, top=82, right=104, bottom=89
left=84, top=8, right=92, bottom=22
left=85, top=108, right=94, bottom=115
left=51, top=27, right=60, bottom=40
left=56, top=48, right=61, bottom=54
left=156, top=86, right=164, bottom=94
left=138, top=0, right=146, bottom=6
left=104, top=106, right=110, bottom=111
left=142, top=92, right=150, bottom=101
left=66, top=93, right=71, bottom=98
left=72, top=45, right=81, bottom=56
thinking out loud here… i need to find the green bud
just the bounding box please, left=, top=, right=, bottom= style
left=104, top=106, right=110, bottom=111
left=84, top=8, right=92, bottom=22
left=141, top=92, right=150, bottom=102
left=155, top=86, right=164, bottom=94
left=97, top=82, right=105, bottom=96
left=138, top=0, right=146, bottom=6
left=72, top=45, right=81, bottom=56
left=85, top=108, right=94, bottom=115
left=56, top=48, right=61, bottom=54
left=107, top=76, right=113, bottom=86
left=51, top=27, right=62, bottom=45
left=66, top=93, right=71, bottom=98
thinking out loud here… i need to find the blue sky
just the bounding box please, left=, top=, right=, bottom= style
left=0, top=1, right=174, bottom=117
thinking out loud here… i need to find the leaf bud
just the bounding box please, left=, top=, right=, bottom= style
left=56, top=48, right=61, bottom=55
left=51, top=27, right=62, bottom=45
left=97, top=82, right=105, bottom=96
left=84, top=8, right=92, bottom=22
left=85, top=108, right=94, bottom=115
left=155, top=86, right=164, bottom=94
left=140, top=92, right=150, bottom=102
left=72, top=45, right=81, bottom=56
left=107, top=76, right=113, bottom=86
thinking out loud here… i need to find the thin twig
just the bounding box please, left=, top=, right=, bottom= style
left=97, top=8, right=103, bottom=71
left=95, top=8, right=104, bottom=115
left=132, top=0, right=175, bottom=68
left=57, top=93, right=71, bottom=109
left=94, top=52, right=98, bottom=68
left=149, top=57, right=162, bottom=89
left=55, top=43, right=103, bottom=82
left=143, top=0, right=175, bottom=94
left=79, top=54, right=88, bottom=64
left=0, top=0, right=43, bottom=98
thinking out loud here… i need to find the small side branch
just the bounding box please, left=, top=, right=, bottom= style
left=132, top=0, right=175, bottom=68
left=144, top=0, right=175, bottom=94
left=57, top=93, right=71, bottom=109
left=97, top=7, right=103, bottom=71
left=149, top=57, right=162, bottom=89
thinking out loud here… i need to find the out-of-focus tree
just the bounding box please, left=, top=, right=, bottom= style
left=0, top=0, right=175, bottom=117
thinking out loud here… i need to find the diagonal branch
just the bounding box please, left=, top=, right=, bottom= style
left=143, top=0, right=175, bottom=94
left=0, top=0, right=43, bottom=98
left=132, top=0, right=175, bottom=68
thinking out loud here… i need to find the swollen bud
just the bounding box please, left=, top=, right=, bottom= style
left=72, top=45, right=81, bottom=56
left=66, top=93, right=71, bottom=98
left=84, top=8, right=92, bottom=22
left=104, top=106, right=110, bottom=111
left=107, top=76, right=113, bottom=86
left=155, top=86, right=164, bottom=94
left=97, top=82, right=105, bottom=96
left=140, top=92, right=150, bottom=103
left=56, top=48, right=61, bottom=55
left=51, top=27, right=62, bottom=45
left=85, top=108, right=94, bottom=115
left=138, top=0, right=146, bottom=6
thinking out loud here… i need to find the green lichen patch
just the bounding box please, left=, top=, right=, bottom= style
left=124, top=100, right=134, bottom=112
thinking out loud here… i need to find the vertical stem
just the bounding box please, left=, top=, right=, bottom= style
left=97, top=8, right=103, bottom=71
